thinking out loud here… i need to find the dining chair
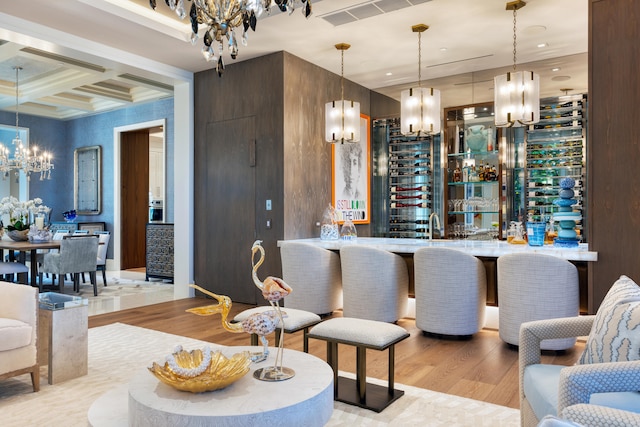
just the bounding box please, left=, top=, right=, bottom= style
left=82, top=231, right=110, bottom=286
left=39, top=235, right=99, bottom=295
left=36, top=230, right=69, bottom=281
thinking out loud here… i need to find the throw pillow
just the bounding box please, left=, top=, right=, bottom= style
left=578, top=275, right=640, bottom=364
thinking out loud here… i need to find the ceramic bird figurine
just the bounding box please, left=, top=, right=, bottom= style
left=251, top=240, right=292, bottom=302
left=187, top=284, right=281, bottom=363
left=250, top=240, right=293, bottom=371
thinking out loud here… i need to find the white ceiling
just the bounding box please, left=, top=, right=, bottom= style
left=0, top=0, right=588, bottom=119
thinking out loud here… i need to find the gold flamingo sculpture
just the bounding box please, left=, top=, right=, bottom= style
left=187, top=284, right=280, bottom=363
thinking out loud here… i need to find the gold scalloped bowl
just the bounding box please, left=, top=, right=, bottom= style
left=148, top=348, right=251, bottom=393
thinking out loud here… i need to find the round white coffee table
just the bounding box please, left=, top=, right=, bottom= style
left=88, top=347, right=334, bottom=427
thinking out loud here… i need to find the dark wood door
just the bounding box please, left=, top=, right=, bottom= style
left=121, top=130, right=149, bottom=270
left=204, top=117, right=257, bottom=304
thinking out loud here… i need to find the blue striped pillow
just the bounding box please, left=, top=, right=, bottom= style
left=578, top=275, right=640, bottom=364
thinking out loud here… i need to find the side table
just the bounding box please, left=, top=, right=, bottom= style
left=88, top=347, right=334, bottom=427
left=37, top=293, right=89, bottom=384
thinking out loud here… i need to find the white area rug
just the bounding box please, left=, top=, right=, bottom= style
left=0, top=323, right=519, bottom=426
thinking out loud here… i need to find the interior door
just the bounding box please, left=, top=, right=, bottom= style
left=205, top=117, right=256, bottom=304
left=120, top=129, right=150, bottom=270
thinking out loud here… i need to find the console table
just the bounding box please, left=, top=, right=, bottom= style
left=88, top=347, right=334, bottom=427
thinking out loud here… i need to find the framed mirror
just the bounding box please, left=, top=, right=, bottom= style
left=74, top=145, right=101, bottom=215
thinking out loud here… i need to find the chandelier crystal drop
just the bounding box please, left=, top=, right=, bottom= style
left=0, top=67, right=53, bottom=181
left=325, top=43, right=360, bottom=144
left=494, top=0, right=540, bottom=127
left=151, top=0, right=312, bottom=76
left=401, top=24, right=441, bottom=136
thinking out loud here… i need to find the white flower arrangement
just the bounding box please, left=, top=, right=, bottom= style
left=0, top=196, right=50, bottom=231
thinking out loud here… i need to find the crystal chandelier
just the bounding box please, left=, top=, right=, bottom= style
left=150, top=0, right=312, bottom=76
left=0, top=67, right=53, bottom=181
left=325, top=43, right=360, bottom=144
left=401, top=24, right=441, bottom=136
left=494, top=0, right=540, bottom=127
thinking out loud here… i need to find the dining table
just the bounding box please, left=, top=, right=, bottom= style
left=0, top=239, right=61, bottom=287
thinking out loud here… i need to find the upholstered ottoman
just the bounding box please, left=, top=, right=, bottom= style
left=233, top=306, right=321, bottom=352
left=307, top=317, right=410, bottom=412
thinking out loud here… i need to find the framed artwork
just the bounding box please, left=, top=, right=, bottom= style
left=331, top=114, right=371, bottom=224
left=78, top=221, right=106, bottom=233
left=74, top=145, right=101, bottom=215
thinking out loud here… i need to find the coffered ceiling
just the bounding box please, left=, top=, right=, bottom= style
left=0, top=0, right=588, bottom=120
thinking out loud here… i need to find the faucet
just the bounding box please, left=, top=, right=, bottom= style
left=428, top=212, right=441, bottom=240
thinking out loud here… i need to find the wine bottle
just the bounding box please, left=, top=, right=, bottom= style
left=390, top=185, right=431, bottom=192
left=391, top=194, right=428, bottom=201
left=391, top=202, right=431, bottom=208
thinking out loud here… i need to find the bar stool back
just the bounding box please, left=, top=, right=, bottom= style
left=414, top=247, right=486, bottom=337
left=280, top=241, right=342, bottom=316
left=340, top=245, right=408, bottom=323
left=497, top=252, right=579, bottom=350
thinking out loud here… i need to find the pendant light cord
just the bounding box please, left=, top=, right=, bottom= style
left=340, top=48, right=345, bottom=103
left=512, top=8, right=517, bottom=71
left=417, top=30, right=422, bottom=87
left=14, top=66, right=20, bottom=142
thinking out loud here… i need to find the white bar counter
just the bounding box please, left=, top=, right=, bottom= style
left=277, top=237, right=597, bottom=262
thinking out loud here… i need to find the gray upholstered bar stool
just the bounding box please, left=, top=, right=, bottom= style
left=280, top=241, right=342, bottom=316
left=339, top=245, right=408, bottom=323
left=497, top=252, right=579, bottom=350
left=414, top=247, right=486, bottom=337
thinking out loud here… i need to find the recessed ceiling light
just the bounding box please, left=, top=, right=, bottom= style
left=440, top=47, right=447, bottom=52
left=386, top=72, right=393, bottom=76
left=523, top=25, right=547, bottom=35
left=552, top=75, right=571, bottom=82
left=537, top=43, right=548, bottom=48
left=551, top=67, right=561, bottom=72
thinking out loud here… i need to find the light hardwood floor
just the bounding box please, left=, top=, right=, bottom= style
left=89, top=298, right=585, bottom=409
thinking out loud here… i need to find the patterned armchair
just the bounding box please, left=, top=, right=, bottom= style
left=520, top=285, right=640, bottom=427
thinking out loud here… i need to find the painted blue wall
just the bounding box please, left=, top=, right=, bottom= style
left=67, top=98, right=175, bottom=229
left=0, top=112, right=68, bottom=216
left=0, top=97, right=175, bottom=258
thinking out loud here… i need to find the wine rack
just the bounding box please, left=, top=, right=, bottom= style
left=524, top=94, right=586, bottom=235
left=444, top=102, right=502, bottom=240
left=387, top=118, right=433, bottom=239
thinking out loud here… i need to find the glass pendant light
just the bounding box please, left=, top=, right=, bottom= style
left=325, top=43, right=360, bottom=144
left=401, top=24, right=441, bottom=136
left=494, top=0, right=540, bottom=127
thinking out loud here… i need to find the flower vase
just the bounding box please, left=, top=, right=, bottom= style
left=7, top=229, right=29, bottom=241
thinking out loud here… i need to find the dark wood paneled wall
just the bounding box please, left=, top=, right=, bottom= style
left=282, top=52, right=372, bottom=240
left=370, top=90, right=400, bottom=119
left=588, top=0, right=640, bottom=311
left=194, top=52, right=376, bottom=304
left=194, top=53, right=284, bottom=304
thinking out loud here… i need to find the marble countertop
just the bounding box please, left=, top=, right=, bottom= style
left=278, top=237, right=598, bottom=262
